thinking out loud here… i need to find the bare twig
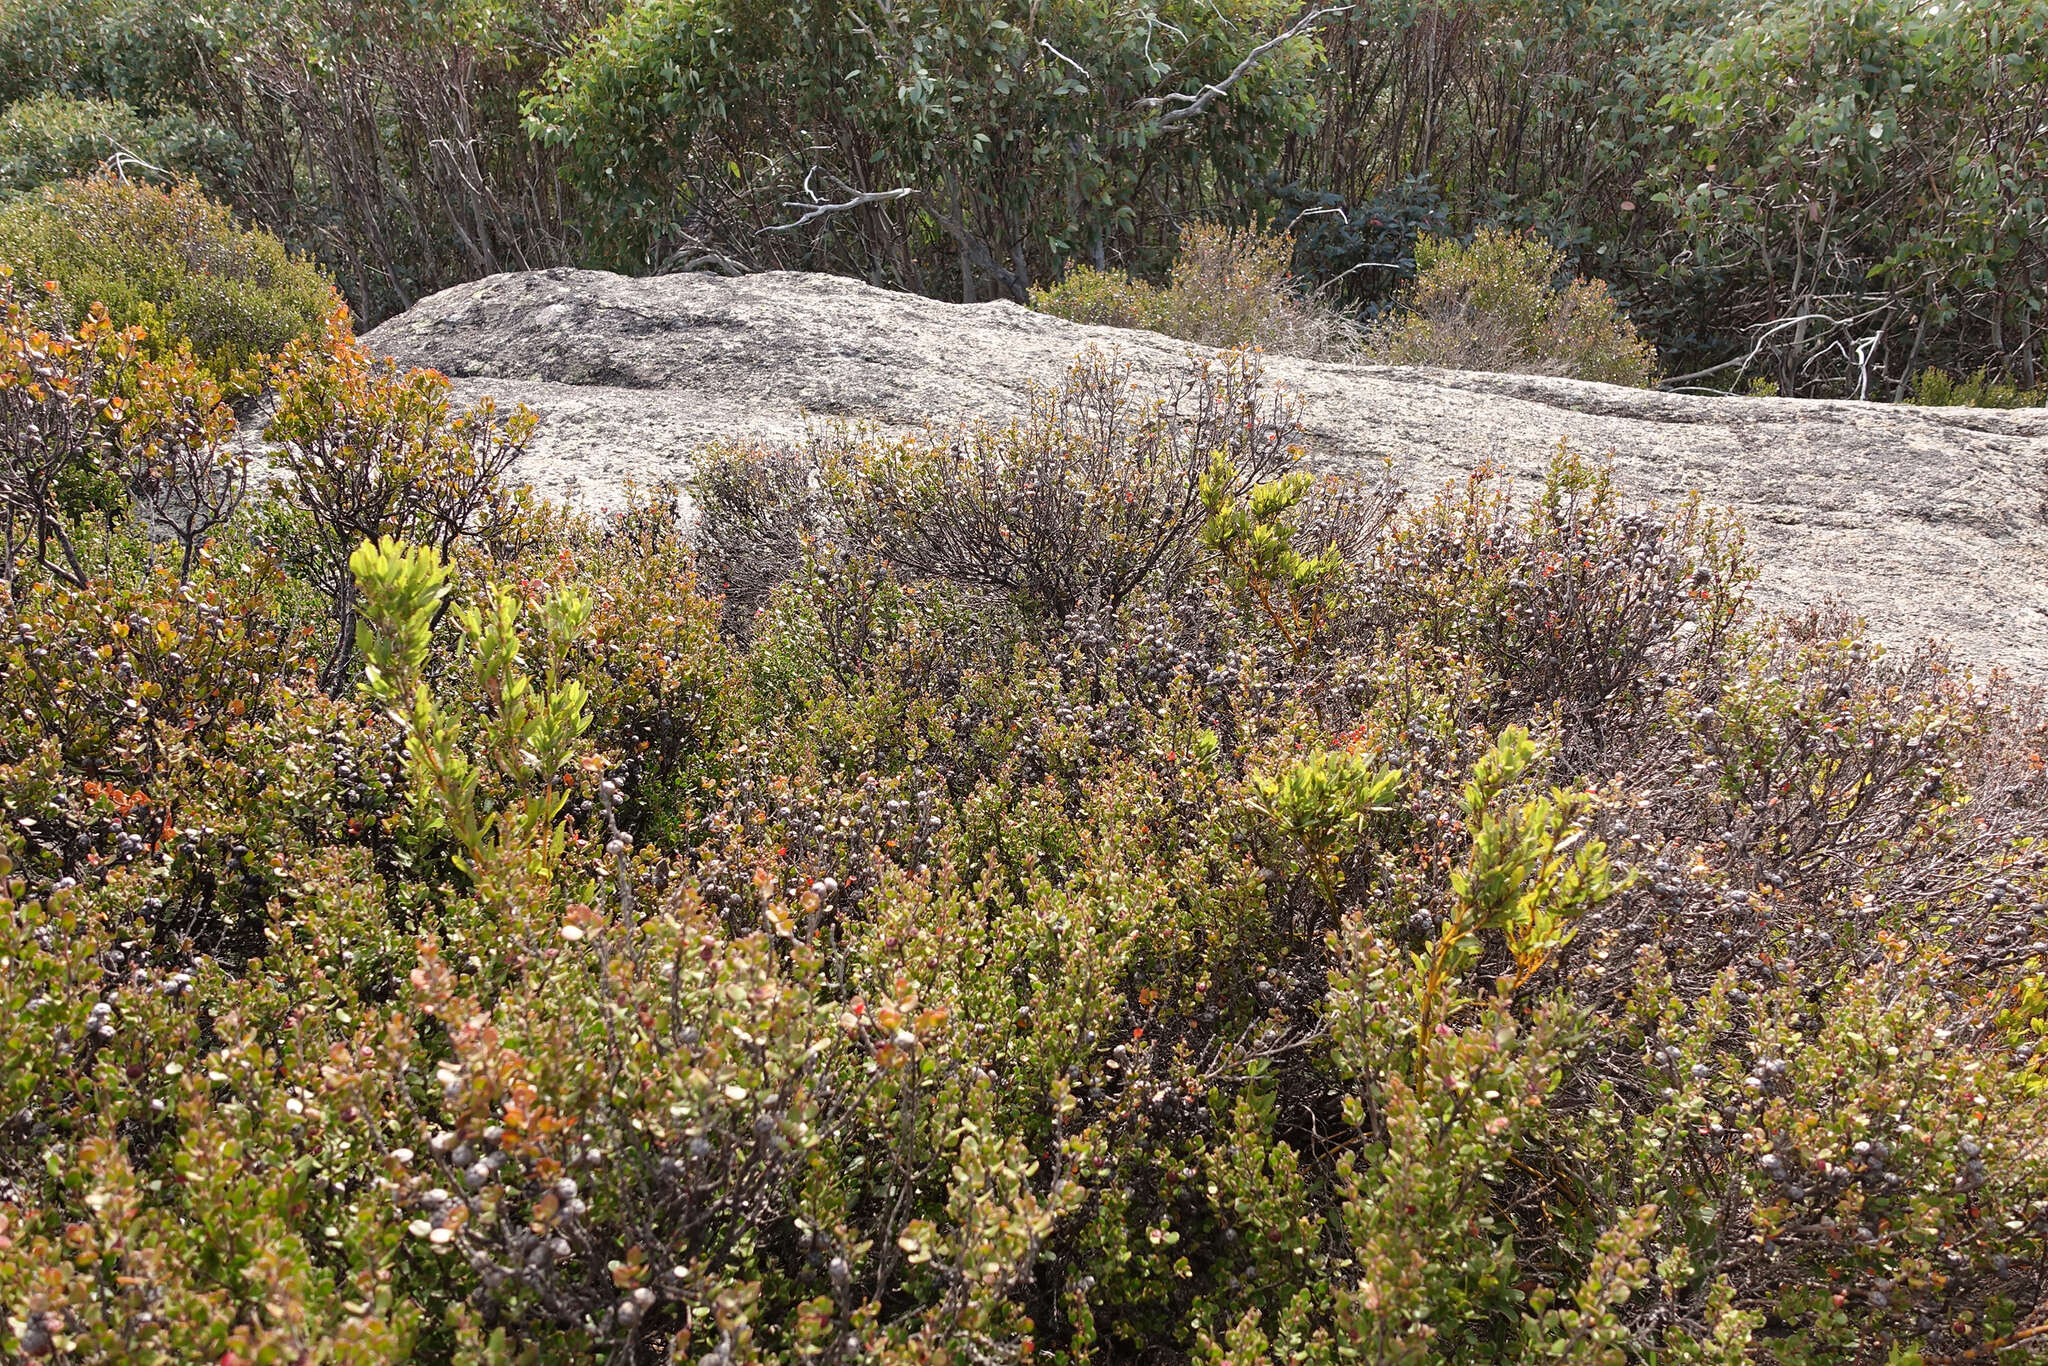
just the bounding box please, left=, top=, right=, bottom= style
left=762, top=187, right=917, bottom=234
left=1140, top=6, right=1351, bottom=130
left=1656, top=305, right=1893, bottom=390
left=1281, top=203, right=1349, bottom=235
left=660, top=248, right=750, bottom=277
left=104, top=147, right=173, bottom=183
left=1039, top=38, right=1092, bottom=81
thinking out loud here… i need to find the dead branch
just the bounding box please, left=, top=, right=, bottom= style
left=762, top=187, right=917, bottom=234
left=1140, top=6, right=1351, bottom=130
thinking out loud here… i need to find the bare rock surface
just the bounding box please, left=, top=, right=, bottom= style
left=363, top=266, right=2048, bottom=679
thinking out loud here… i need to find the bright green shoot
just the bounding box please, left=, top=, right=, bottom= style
left=350, top=536, right=594, bottom=910
left=1200, top=451, right=1349, bottom=658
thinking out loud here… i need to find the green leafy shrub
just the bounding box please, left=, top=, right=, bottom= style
left=527, top=0, right=1324, bottom=298
left=0, top=94, right=232, bottom=197
left=1654, top=0, right=2048, bottom=398
left=1029, top=264, right=1156, bottom=332
left=0, top=0, right=216, bottom=113
left=1365, top=228, right=1658, bottom=385
left=1278, top=0, right=2048, bottom=398
left=1906, top=367, right=2048, bottom=409
left=4, top=348, right=2048, bottom=1365
left=1034, top=221, right=1362, bottom=358
left=0, top=174, right=336, bottom=386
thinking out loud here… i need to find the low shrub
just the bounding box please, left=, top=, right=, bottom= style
left=264, top=309, right=536, bottom=690
left=686, top=443, right=829, bottom=634
left=1034, top=222, right=1363, bottom=359
left=4, top=347, right=2048, bottom=1366
left=1906, top=366, right=2048, bottom=409
left=0, top=174, right=335, bottom=387
left=823, top=351, right=1308, bottom=621
left=1366, top=227, right=1659, bottom=386
left=0, top=269, right=138, bottom=588
left=0, top=94, right=232, bottom=198
left=117, top=344, right=249, bottom=579
left=1029, top=264, right=1156, bottom=332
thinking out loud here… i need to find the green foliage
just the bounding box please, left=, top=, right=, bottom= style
left=1654, top=0, right=2048, bottom=398
left=0, top=0, right=2038, bottom=397
left=1247, top=748, right=1405, bottom=905
left=1198, top=449, right=1390, bottom=657
left=1275, top=0, right=2048, bottom=397
left=1034, top=221, right=1361, bottom=358
left=1029, top=264, right=1158, bottom=337
left=0, top=0, right=590, bottom=322
left=0, top=94, right=232, bottom=197
left=0, top=0, right=217, bottom=113
left=1439, top=726, right=1614, bottom=996
left=526, top=0, right=1324, bottom=298
left=352, top=535, right=456, bottom=704
left=5, top=348, right=2048, bottom=1365
left=354, top=535, right=592, bottom=908
left=1366, top=228, right=1658, bottom=386
left=0, top=0, right=2043, bottom=396
left=0, top=175, right=336, bottom=386
left=1906, top=367, right=2048, bottom=409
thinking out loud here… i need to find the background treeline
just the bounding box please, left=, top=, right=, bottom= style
left=3, top=0, right=2046, bottom=396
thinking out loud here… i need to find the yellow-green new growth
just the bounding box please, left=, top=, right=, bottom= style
left=1250, top=748, right=1406, bottom=906
left=350, top=537, right=594, bottom=910
left=1413, top=726, right=1621, bottom=1082
left=1200, top=451, right=1349, bottom=657
left=350, top=535, right=451, bottom=707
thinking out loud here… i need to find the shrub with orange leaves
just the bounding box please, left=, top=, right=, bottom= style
left=116, top=344, right=247, bottom=579
left=2, top=350, right=2047, bottom=1366
left=0, top=267, right=140, bottom=589
left=265, top=308, right=536, bottom=690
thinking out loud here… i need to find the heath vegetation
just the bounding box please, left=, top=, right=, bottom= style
left=2, top=271, right=2047, bottom=1361
left=3, top=0, right=2048, bottom=1359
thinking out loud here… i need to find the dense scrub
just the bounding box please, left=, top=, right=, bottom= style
left=1032, top=224, right=1361, bottom=360
left=4, top=284, right=2048, bottom=1362
left=0, top=176, right=336, bottom=386
left=0, top=95, right=230, bottom=197
left=0, top=0, right=588, bottom=320
left=3, top=0, right=2046, bottom=397
left=1362, top=229, right=1657, bottom=386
